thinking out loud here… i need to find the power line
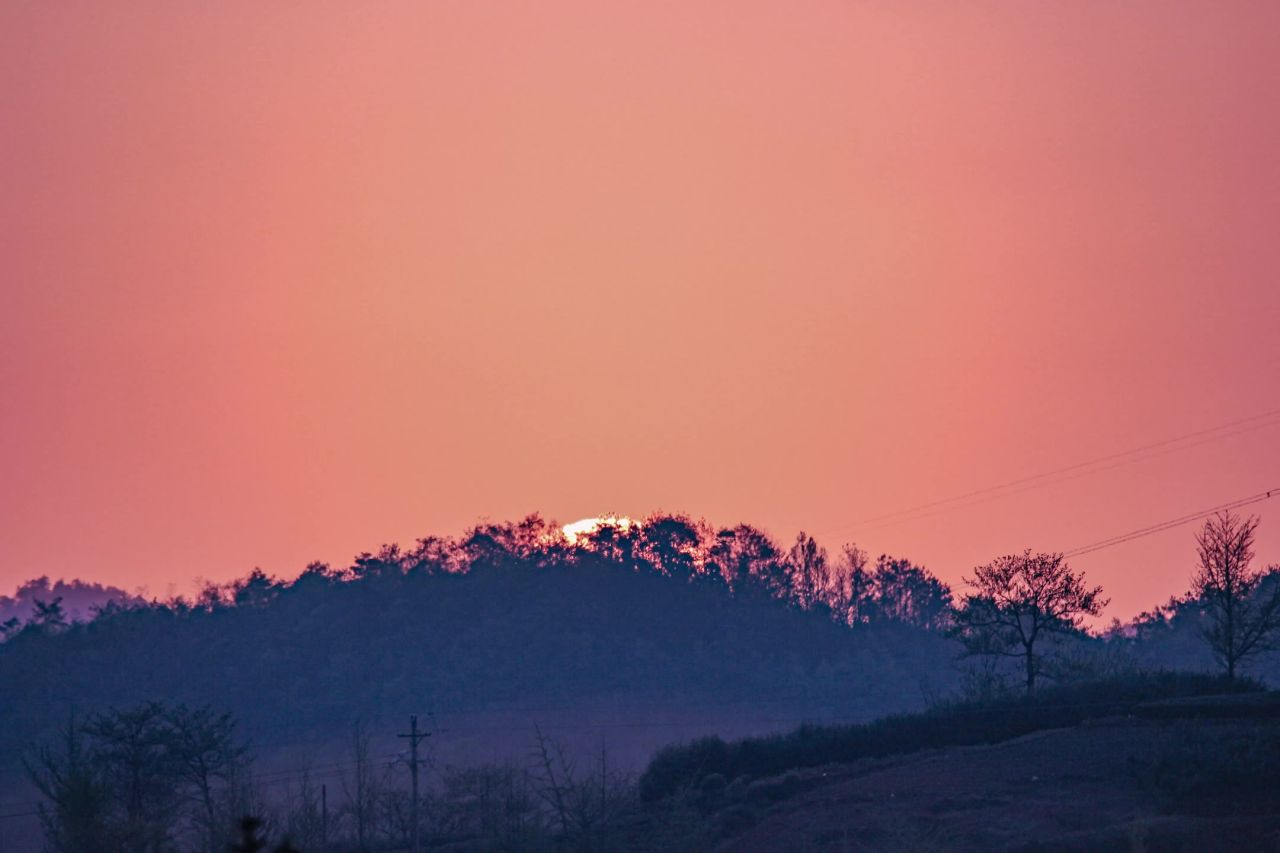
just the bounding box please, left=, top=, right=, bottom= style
left=820, top=407, right=1280, bottom=537
left=1064, top=489, right=1278, bottom=558
left=864, top=417, right=1280, bottom=532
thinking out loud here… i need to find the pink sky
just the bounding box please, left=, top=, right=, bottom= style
left=3, top=1, right=1279, bottom=620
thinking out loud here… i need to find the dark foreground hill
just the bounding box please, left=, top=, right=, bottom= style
left=714, top=712, right=1280, bottom=851
left=0, top=550, right=960, bottom=775
left=634, top=682, right=1280, bottom=851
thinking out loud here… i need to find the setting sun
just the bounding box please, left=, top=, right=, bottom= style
left=561, top=515, right=641, bottom=546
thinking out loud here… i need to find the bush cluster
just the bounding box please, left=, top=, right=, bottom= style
left=1135, top=723, right=1280, bottom=815
left=639, top=672, right=1258, bottom=801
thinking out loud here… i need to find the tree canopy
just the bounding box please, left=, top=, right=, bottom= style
left=951, top=550, right=1107, bottom=692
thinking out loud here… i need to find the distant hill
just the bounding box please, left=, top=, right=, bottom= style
left=0, top=546, right=961, bottom=774
left=0, top=575, right=140, bottom=625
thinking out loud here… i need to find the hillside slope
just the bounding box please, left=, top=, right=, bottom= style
left=716, top=715, right=1280, bottom=851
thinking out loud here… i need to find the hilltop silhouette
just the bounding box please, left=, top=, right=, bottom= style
left=0, top=515, right=963, bottom=769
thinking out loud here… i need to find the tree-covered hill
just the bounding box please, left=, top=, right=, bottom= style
left=0, top=516, right=962, bottom=771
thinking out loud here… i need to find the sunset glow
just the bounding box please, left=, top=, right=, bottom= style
left=6, top=5, right=1280, bottom=848
left=2, top=2, right=1278, bottom=621
left=561, top=516, right=641, bottom=546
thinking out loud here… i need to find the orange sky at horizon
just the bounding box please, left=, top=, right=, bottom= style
left=3, top=1, right=1279, bottom=620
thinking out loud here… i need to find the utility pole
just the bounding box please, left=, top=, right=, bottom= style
left=398, top=714, right=431, bottom=853
left=321, top=783, right=328, bottom=852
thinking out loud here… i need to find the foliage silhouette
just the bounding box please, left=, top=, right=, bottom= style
left=0, top=515, right=961, bottom=777
left=637, top=672, right=1258, bottom=802
left=1190, top=511, right=1280, bottom=680
left=950, top=550, right=1106, bottom=692
left=26, top=701, right=252, bottom=852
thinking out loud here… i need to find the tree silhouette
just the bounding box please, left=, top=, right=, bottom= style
left=1191, top=511, right=1280, bottom=681
left=707, top=524, right=788, bottom=597
left=786, top=532, right=829, bottom=610
left=166, top=704, right=249, bottom=851
left=581, top=518, right=640, bottom=564
left=25, top=716, right=114, bottom=853
left=231, top=570, right=283, bottom=608
left=951, top=550, right=1106, bottom=692
left=31, top=597, right=69, bottom=633
left=831, top=544, right=873, bottom=624
left=638, top=514, right=703, bottom=579
left=341, top=720, right=383, bottom=852
left=870, top=555, right=953, bottom=630
left=82, top=702, right=177, bottom=850
left=27, top=701, right=253, bottom=852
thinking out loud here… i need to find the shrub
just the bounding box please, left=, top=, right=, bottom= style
left=699, top=773, right=728, bottom=797
left=715, top=803, right=758, bottom=837
left=1135, top=724, right=1280, bottom=814
left=744, top=770, right=802, bottom=803
left=640, top=736, right=729, bottom=802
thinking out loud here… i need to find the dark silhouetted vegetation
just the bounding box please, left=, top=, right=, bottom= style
left=950, top=550, right=1107, bottom=692
left=1191, top=510, right=1280, bottom=680
left=1135, top=722, right=1280, bottom=815
left=638, top=672, right=1259, bottom=802
left=0, top=515, right=964, bottom=775
left=26, top=702, right=253, bottom=852
left=8, top=512, right=1280, bottom=850
left=0, top=576, right=141, bottom=629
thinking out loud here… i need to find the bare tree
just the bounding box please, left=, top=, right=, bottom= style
left=280, top=767, right=327, bottom=851
left=434, top=762, right=543, bottom=846
left=530, top=725, right=573, bottom=838
left=166, top=704, right=250, bottom=852
left=25, top=716, right=114, bottom=853
left=27, top=703, right=253, bottom=852
left=786, top=532, right=829, bottom=610
left=341, top=720, right=384, bottom=852
left=824, top=544, right=872, bottom=625
left=951, top=550, right=1107, bottom=693
left=1191, top=511, right=1280, bottom=680
left=529, top=727, right=631, bottom=848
